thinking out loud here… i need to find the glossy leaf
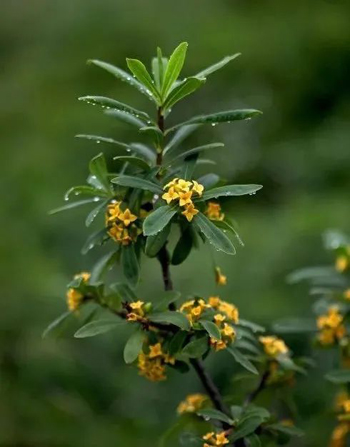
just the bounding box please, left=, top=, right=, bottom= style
left=143, top=206, right=177, bottom=236
left=151, top=50, right=167, bottom=90
left=167, top=109, right=263, bottom=133
left=42, top=311, right=71, bottom=339
left=89, top=153, right=110, bottom=192
left=49, top=198, right=99, bottom=215
left=227, top=347, right=258, bottom=374
left=180, top=153, right=198, bottom=180
left=163, top=124, right=201, bottom=156
left=172, top=227, right=193, bottom=265
left=139, top=126, right=164, bottom=149
left=123, top=329, right=144, bottom=364
left=166, top=142, right=224, bottom=165
left=163, top=77, right=205, bottom=110
left=105, top=109, right=146, bottom=128
left=111, top=175, right=162, bottom=194
left=74, top=319, right=125, bottom=338
left=145, top=223, right=171, bottom=257
left=202, top=184, right=263, bottom=200
left=193, top=212, right=235, bottom=255
left=78, top=96, right=150, bottom=122
left=153, top=291, right=181, bottom=311
left=122, top=244, right=140, bottom=286
left=149, top=311, right=190, bottom=330
left=64, top=185, right=107, bottom=201
left=197, top=173, right=220, bottom=189
left=195, top=53, right=241, bottom=78
left=325, top=370, right=350, bottom=384
left=75, top=134, right=129, bottom=148
left=197, top=409, right=233, bottom=425
left=88, top=59, right=155, bottom=100
left=230, top=416, right=262, bottom=442
left=126, top=58, right=161, bottom=102
left=113, top=156, right=150, bottom=171
left=81, top=228, right=108, bottom=255
left=182, top=336, right=208, bottom=358
left=162, top=42, right=188, bottom=98
left=200, top=320, right=221, bottom=340
left=90, top=251, right=118, bottom=283
left=85, top=199, right=109, bottom=227
left=168, top=330, right=188, bottom=355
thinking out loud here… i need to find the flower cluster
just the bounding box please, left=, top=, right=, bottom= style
left=259, top=335, right=289, bottom=357
left=137, top=342, right=175, bottom=382
left=105, top=201, right=139, bottom=245
left=208, top=296, right=239, bottom=323
left=205, top=201, right=225, bottom=221
left=66, top=271, right=90, bottom=311
left=211, top=314, right=236, bottom=351
left=202, top=431, right=229, bottom=447
left=317, top=306, right=346, bottom=346
left=161, top=178, right=204, bottom=222
left=177, top=393, right=207, bottom=414
left=180, top=298, right=211, bottom=325
left=126, top=300, right=147, bottom=322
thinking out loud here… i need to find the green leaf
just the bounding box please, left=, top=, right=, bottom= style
left=227, top=347, right=258, bottom=374
left=49, top=198, right=98, bottom=215
left=111, top=282, right=137, bottom=302
left=89, top=153, right=110, bottom=192
left=325, top=370, right=350, bottom=384
left=113, top=156, right=150, bottom=171
left=244, top=434, right=261, bottom=447
left=172, top=226, right=193, bottom=265
left=75, top=134, right=129, bottom=148
left=105, top=109, right=146, bottom=128
left=74, top=319, right=125, bottom=338
left=193, top=212, right=235, bottom=255
left=145, top=223, right=171, bottom=257
left=139, top=126, right=164, bottom=149
left=179, top=433, right=203, bottom=447
left=195, top=53, right=241, bottom=78
left=122, top=244, right=140, bottom=286
left=90, top=251, right=118, bottom=283
left=168, top=330, right=188, bottom=355
left=143, top=206, right=177, bottom=236
left=88, top=59, right=155, bottom=101
left=287, top=266, right=338, bottom=284
left=267, top=424, right=304, bottom=438
left=239, top=319, right=265, bottom=333
left=180, top=153, right=199, bottom=180
left=162, top=42, right=188, bottom=98
left=230, top=416, right=262, bottom=441
left=202, top=184, right=263, bottom=200
left=153, top=291, right=181, bottom=311
left=123, top=329, right=144, bottom=364
left=85, top=199, right=109, bottom=227
left=182, top=336, right=208, bottom=357
left=163, top=77, right=205, bottom=110
left=129, top=143, right=157, bottom=162
left=167, top=109, right=262, bottom=134
left=272, top=318, right=317, bottom=334
left=197, top=409, right=233, bottom=425
left=126, top=58, right=161, bottom=102
left=111, top=175, right=162, bottom=194
left=42, top=311, right=71, bottom=338
left=163, top=124, right=200, bottom=156
left=149, top=311, right=190, bottom=330
left=81, top=228, right=108, bottom=255
left=197, top=173, right=220, bottom=189
left=78, top=96, right=150, bottom=122
left=64, top=185, right=108, bottom=201
left=165, top=142, right=224, bottom=165
left=199, top=320, right=221, bottom=340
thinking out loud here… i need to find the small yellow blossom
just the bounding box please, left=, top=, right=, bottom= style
left=336, top=255, right=349, bottom=273
left=118, top=208, right=137, bottom=227
left=344, top=290, right=350, bottom=301
left=164, top=178, right=179, bottom=189
left=209, top=296, right=239, bottom=323
left=74, top=271, right=91, bottom=282
left=182, top=203, right=199, bottom=222
left=202, top=431, right=229, bottom=447
left=66, top=272, right=90, bottom=311
left=127, top=300, right=145, bottom=321
left=192, top=180, right=204, bottom=196
left=214, top=314, right=226, bottom=325
left=215, top=267, right=227, bottom=286
left=138, top=352, right=166, bottom=382
left=259, top=335, right=289, bottom=357
left=162, top=187, right=179, bottom=204
left=106, top=201, right=121, bottom=222
left=177, top=393, right=207, bottom=414
left=180, top=299, right=209, bottom=324
left=176, top=179, right=192, bottom=192
left=149, top=342, right=163, bottom=358
left=205, top=202, right=225, bottom=221
left=178, top=190, right=193, bottom=206
left=317, top=307, right=346, bottom=346
left=210, top=322, right=236, bottom=351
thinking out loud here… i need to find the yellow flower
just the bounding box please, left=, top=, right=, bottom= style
left=336, top=255, right=348, bottom=272
left=214, top=314, right=226, bottom=325
left=182, top=203, right=199, bottom=222
left=259, top=335, right=288, bottom=357
left=162, top=186, right=179, bottom=204
left=202, top=431, right=229, bottom=447
left=164, top=178, right=179, bottom=190
left=149, top=342, right=163, bottom=358
left=127, top=300, right=145, bottom=321
left=343, top=400, right=350, bottom=414
left=176, top=179, right=192, bottom=192
left=317, top=307, right=346, bottom=346
left=344, top=289, right=350, bottom=300
left=66, top=288, right=84, bottom=312
left=208, top=296, right=239, bottom=323
left=209, top=296, right=221, bottom=308
left=192, top=180, right=204, bottom=196
left=180, top=299, right=209, bottom=324
left=118, top=208, right=137, bottom=227
left=215, top=267, right=227, bottom=286
left=177, top=393, right=207, bottom=414
left=205, top=202, right=225, bottom=221
left=210, top=323, right=236, bottom=351
left=74, top=271, right=91, bottom=282
left=137, top=352, right=166, bottom=382
left=178, top=190, right=193, bottom=207
left=106, top=201, right=122, bottom=222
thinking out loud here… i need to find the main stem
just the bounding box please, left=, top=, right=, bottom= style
left=156, top=106, right=230, bottom=419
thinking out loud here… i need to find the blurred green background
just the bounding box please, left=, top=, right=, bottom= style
left=1, top=0, right=350, bottom=446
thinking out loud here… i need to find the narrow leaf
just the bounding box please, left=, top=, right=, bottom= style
left=143, top=206, right=177, bottom=236
left=49, top=199, right=98, bottom=215
left=195, top=54, right=241, bottom=78
left=162, top=42, right=188, bottom=97
left=166, top=143, right=224, bottom=165
left=42, top=311, right=71, bottom=339
left=182, top=336, right=208, bottom=358
left=200, top=320, right=221, bottom=340
left=111, top=175, right=162, bottom=194
left=113, top=156, right=150, bottom=171
left=74, top=319, right=125, bottom=338
left=149, top=311, right=190, bottom=330
left=202, top=184, right=263, bottom=200
left=145, top=223, right=171, bottom=257
left=105, top=109, right=146, bottom=128
left=163, top=77, right=205, bottom=110
left=163, top=124, right=201, bottom=156
left=85, top=199, right=108, bottom=227
left=122, top=244, right=140, bottom=286
left=126, top=58, right=161, bottom=102
left=227, top=347, right=258, bottom=374
left=89, top=153, right=110, bottom=192
left=172, top=227, right=193, bottom=265
left=197, top=409, right=233, bottom=425
left=90, top=251, right=118, bottom=283
left=194, top=212, right=235, bottom=255
left=123, top=330, right=144, bottom=364
left=325, top=370, right=350, bottom=384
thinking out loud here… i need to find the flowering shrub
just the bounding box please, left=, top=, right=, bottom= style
left=285, top=230, right=350, bottom=446
left=45, top=43, right=307, bottom=446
